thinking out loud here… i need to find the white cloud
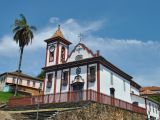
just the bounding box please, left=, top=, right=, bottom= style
left=49, top=17, right=60, bottom=23
left=0, top=17, right=160, bottom=86
left=0, top=18, right=104, bottom=56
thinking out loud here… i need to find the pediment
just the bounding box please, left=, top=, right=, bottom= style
left=67, top=43, right=95, bottom=62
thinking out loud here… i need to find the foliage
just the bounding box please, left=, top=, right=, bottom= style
left=37, top=70, right=45, bottom=79
left=13, top=14, right=36, bottom=49
left=150, top=96, right=160, bottom=104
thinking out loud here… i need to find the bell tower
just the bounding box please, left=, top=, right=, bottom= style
left=44, top=25, right=72, bottom=67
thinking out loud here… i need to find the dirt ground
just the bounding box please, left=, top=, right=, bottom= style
left=0, top=110, right=13, bottom=120
left=0, top=110, right=27, bottom=120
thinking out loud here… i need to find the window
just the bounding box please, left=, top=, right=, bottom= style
left=40, top=83, right=42, bottom=89
left=19, top=79, right=22, bottom=85
left=110, top=73, right=113, bottom=85
left=153, top=104, right=154, bottom=113
left=62, top=71, right=68, bottom=86
left=49, top=45, right=55, bottom=62
left=133, top=102, right=139, bottom=106
left=110, top=88, right=115, bottom=97
left=27, top=80, right=30, bottom=86
left=33, top=81, right=36, bottom=87
left=75, top=55, right=83, bottom=61
left=123, top=80, right=126, bottom=91
left=12, top=77, right=16, bottom=84
left=61, top=46, right=65, bottom=62
left=155, top=106, right=157, bottom=114
left=149, top=102, right=151, bottom=111
left=47, top=74, right=53, bottom=88
left=88, top=66, right=96, bottom=82
left=49, top=51, right=54, bottom=62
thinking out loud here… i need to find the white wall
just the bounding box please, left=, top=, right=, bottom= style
left=131, top=94, right=145, bottom=108
left=44, top=63, right=99, bottom=95
left=0, top=75, right=6, bottom=91
left=67, top=44, right=93, bottom=62
left=130, top=86, right=140, bottom=95
left=100, top=64, right=132, bottom=103
left=5, top=75, right=43, bottom=89
left=146, top=99, right=160, bottom=120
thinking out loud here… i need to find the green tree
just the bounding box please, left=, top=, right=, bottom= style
left=37, top=70, right=45, bottom=79
left=13, top=14, right=36, bottom=96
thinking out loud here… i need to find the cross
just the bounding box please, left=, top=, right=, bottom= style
left=78, top=33, right=84, bottom=43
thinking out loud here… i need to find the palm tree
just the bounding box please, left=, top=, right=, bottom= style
left=13, top=14, right=36, bottom=96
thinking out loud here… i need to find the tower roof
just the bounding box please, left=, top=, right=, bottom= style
left=52, top=25, right=64, bottom=38
left=44, top=25, right=72, bottom=45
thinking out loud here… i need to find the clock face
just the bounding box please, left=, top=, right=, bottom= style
left=75, top=55, right=83, bottom=61
left=49, top=45, right=55, bottom=52
left=76, top=67, right=81, bottom=75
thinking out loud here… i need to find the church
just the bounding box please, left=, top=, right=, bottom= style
left=42, top=26, right=159, bottom=119
left=43, top=25, right=140, bottom=103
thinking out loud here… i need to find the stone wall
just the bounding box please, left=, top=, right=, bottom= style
left=53, top=103, right=147, bottom=120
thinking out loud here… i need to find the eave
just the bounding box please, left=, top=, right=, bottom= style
left=44, top=36, right=72, bottom=45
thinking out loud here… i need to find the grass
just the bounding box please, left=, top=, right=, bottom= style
left=0, top=91, right=22, bottom=103
left=0, top=91, right=14, bottom=103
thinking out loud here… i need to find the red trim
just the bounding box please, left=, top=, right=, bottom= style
left=97, top=63, right=100, bottom=102
left=54, top=71, right=57, bottom=99
left=59, top=70, right=63, bottom=102
left=43, top=77, right=46, bottom=95
left=45, top=45, right=48, bottom=67
left=56, top=43, right=59, bottom=65
left=67, top=68, right=71, bottom=101
left=86, top=64, right=89, bottom=100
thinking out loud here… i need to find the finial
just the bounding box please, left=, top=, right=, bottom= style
left=58, top=24, right=60, bottom=30
left=78, top=33, right=84, bottom=43
left=52, top=24, right=64, bottom=38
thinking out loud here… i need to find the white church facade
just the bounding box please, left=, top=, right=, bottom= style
left=42, top=26, right=160, bottom=120
left=43, top=26, right=140, bottom=102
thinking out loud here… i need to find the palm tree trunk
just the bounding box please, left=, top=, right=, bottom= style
left=14, top=47, right=24, bottom=96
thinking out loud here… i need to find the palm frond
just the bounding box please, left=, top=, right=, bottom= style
left=12, top=14, right=36, bottom=48
left=13, top=26, right=21, bottom=33
left=20, top=14, right=27, bottom=24
left=30, top=26, right=37, bottom=31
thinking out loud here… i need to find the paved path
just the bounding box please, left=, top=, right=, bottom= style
left=8, top=107, right=81, bottom=113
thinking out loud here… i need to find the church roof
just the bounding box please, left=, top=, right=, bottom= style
left=44, top=25, right=72, bottom=45
left=52, top=25, right=64, bottom=38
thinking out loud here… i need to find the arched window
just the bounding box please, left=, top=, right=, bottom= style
left=61, top=46, right=65, bottom=62
left=49, top=45, right=55, bottom=62
left=47, top=74, right=53, bottom=88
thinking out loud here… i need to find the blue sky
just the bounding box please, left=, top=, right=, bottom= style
left=0, top=0, right=160, bottom=86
